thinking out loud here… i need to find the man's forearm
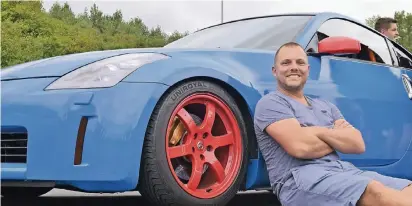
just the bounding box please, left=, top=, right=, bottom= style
left=297, top=127, right=334, bottom=159
left=317, top=127, right=365, bottom=154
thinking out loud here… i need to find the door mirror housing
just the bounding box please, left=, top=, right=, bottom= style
left=318, top=36, right=361, bottom=55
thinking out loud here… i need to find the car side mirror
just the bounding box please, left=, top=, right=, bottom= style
left=318, top=36, right=361, bottom=55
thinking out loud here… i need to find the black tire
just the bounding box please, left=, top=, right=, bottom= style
left=139, top=80, right=249, bottom=206
left=1, top=187, right=52, bottom=198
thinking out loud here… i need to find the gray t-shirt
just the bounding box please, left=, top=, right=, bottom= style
left=254, top=90, right=344, bottom=188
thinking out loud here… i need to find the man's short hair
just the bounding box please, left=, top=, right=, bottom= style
left=374, top=17, right=397, bottom=31
left=274, top=42, right=305, bottom=64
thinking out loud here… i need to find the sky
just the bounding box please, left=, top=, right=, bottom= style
left=42, top=0, right=412, bottom=34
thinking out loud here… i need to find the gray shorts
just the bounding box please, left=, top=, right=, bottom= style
left=275, top=160, right=412, bottom=206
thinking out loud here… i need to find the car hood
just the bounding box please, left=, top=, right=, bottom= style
left=0, top=48, right=167, bottom=80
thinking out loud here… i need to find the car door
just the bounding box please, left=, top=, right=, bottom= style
left=387, top=39, right=412, bottom=150
left=305, top=18, right=412, bottom=167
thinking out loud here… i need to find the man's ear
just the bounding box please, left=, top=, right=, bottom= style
left=272, top=66, right=276, bottom=76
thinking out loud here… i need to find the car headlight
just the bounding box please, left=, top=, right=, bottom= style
left=45, top=53, right=169, bottom=90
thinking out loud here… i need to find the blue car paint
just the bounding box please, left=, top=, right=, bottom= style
left=306, top=57, right=412, bottom=166
left=2, top=78, right=168, bottom=191
left=2, top=12, right=412, bottom=194
left=0, top=48, right=166, bottom=80
left=124, top=49, right=275, bottom=108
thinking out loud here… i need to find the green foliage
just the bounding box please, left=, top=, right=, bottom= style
left=1, top=1, right=188, bottom=68
left=2, top=1, right=411, bottom=68
left=365, top=10, right=412, bottom=51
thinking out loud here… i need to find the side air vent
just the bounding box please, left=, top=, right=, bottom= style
left=1, top=127, right=28, bottom=163
left=74, top=117, right=88, bottom=165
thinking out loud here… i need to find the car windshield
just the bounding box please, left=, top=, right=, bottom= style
left=164, top=15, right=312, bottom=51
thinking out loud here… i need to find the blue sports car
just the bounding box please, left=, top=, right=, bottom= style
left=2, top=12, right=412, bottom=205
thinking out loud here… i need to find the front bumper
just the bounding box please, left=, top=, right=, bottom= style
left=1, top=78, right=168, bottom=191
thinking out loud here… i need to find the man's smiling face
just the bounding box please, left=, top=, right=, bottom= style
left=273, top=44, right=310, bottom=93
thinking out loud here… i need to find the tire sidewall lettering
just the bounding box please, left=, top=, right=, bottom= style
left=170, top=82, right=208, bottom=102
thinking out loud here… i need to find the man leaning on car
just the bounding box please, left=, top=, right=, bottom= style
left=254, top=42, right=412, bottom=206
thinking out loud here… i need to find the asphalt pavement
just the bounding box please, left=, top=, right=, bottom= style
left=1, top=189, right=281, bottom=206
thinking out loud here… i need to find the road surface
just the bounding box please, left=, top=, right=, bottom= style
left=2, top=189, right=281, bottom=206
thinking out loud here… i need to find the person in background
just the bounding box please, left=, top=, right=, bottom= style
left=374, top=17, right=399, bottom=40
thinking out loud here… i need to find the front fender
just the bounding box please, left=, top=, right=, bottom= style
left=123, top=52, right=274, bottom=190
left=123, top=53, right=264, bottom=114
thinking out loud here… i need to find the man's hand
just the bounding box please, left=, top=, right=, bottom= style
left=318, top=119, right=365, bottom=154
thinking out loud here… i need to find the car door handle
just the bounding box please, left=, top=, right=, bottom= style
left=401, top=74, right=412, bottom=100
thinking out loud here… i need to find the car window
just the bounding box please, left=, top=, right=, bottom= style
left=164, top=15, right=312, bottom=51
left=315, top=18, right=393, bottom=65
left=390, top=42, right=412, bottom=69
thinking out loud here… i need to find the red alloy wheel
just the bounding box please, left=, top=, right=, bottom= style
left=165, top=93, right=243, bottom=199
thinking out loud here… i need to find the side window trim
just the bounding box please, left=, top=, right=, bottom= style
left=392, top=41, right=412, bottom=59
left=305, top=33, right=319, bottom=53
left=387, top=40, right=400, bottom=67
left=387, top=41, right=412, bottom=70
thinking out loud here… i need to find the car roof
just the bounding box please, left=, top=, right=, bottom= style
left=195, top=12, right=361, bottom=33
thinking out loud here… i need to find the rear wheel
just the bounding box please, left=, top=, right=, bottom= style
left=139, top=80, right=249, bottom=206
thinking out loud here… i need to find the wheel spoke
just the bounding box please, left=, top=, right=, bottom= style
left=168, top=144, right=192, bottom=159
left=207, top=154, right=225, bottom=183
left=176, top=108, right=197, bottom=134
left=210, top=132, right=234, bottom=149
left=187, top=157, right=204, bottom=190
left=200, top=102, right=216, bottom=131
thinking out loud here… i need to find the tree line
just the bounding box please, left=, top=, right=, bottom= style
left=1, top=1, right=188, bottom=68
left=1, top=1, right=411, bottom=68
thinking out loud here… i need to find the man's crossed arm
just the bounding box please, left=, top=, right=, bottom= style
left=265, top=118, right=365, bottom=159
left=319, top=119, right=365, bottom=154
